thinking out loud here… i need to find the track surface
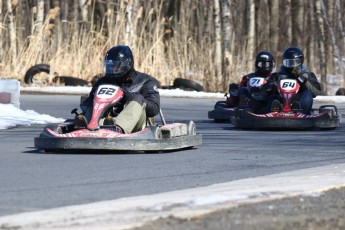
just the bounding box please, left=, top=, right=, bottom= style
left=0, top=94, right=344, bottom=217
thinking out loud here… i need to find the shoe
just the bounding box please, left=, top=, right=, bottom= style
left=226, top=96, right=239, bottom=108
left=291, top=101, right=302, bottom=111
left=74, top=115, right=88, bottom=129
left=271, top=99, right=282, bottom=112
left=103, top=115, right=115, bottom=126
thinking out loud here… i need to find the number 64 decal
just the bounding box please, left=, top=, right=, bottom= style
left=280, top=79, right=297, bottom=90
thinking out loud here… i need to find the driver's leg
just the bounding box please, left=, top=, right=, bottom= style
left=115, top=94, right=147, bottom=134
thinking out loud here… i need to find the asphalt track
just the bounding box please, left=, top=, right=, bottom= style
left=0, top=94, right=344, bottom=229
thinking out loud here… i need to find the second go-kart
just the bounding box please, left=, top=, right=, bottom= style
left=209, top=76, right=268, bottom=122
left=34, top=84, right=202, bottom=152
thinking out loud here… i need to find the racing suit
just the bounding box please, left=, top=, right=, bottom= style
left=264, top=66, right=321, bottom=114
left=227, top=72, right=276, bottom=114
left=82, top=70, right=160, bottom=134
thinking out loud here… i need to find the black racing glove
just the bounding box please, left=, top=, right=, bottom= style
left=291, top=65, right=302, bottom=77
left=296, top=73, right=308, bottom=85
left=291, top=66, right=308, bottom=85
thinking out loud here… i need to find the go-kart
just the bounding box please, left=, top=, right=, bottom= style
left=34, top=84, right=202, bottom=152
left=208, top=76, right=268, bottom=122
left=231, top=78, right=340, bottom=130
left=208, top=100, right=236, bottom=122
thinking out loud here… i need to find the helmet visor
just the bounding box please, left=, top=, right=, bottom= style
left=283, top=59, right=302, bottom=68
left=105, top=60, right=130, bottom=76
left=257, top=61, right=273, bottom=68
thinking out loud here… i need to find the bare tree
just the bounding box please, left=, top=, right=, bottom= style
left=291, top=0, right=303, bottom=46
left=306, top=1, right=316, bottom=72
left=269, top=1, right=279, bottom=56
left=246, top=0, right=255, bottom=69
left=280, top=0, right=292, bottom=50
left=35, top=0, right=44, bottom=35
left=0, top=0, right=3, bottom=60
left=335, top=0, right=345, bottom=87
left=6, top=0, right=16, bottom=63
left=214, top=0, right=223, bottom=91
left=316, top=0, right=327, bottom=94
left=221, top=0, right=233, bottom=86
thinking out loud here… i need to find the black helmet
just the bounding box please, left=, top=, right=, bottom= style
left=255, top=51, right=274, bottom=76
left=282, top=46, right=304, bottom=69
left=104, top=45, right=134, bottom=79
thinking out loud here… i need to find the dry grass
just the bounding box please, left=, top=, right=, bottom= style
left=0, top=2, right=244, bottom=92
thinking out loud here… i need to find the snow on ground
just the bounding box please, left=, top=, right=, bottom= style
left=1, top=86, right=345, bottom=130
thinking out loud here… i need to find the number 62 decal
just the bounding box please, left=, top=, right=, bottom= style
left=96, top=85, right=120, bottom=98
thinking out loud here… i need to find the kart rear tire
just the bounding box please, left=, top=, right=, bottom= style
left=173, top=78, right=204, bottom=92
left=24, top=64, right=50, bottom=84
left=335, top=88, right=345, bottom=95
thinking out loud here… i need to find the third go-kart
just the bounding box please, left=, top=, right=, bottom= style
left=208, top=76, right=268, bottom=122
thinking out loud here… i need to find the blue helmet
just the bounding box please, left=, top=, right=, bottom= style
left=104, top=45, right=134, bottom=79
left=282, top=46, right=304, bottom=69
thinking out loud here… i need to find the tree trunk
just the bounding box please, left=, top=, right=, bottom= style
left=256, top=0, right=269, bottom=52
left=291, top=0, right=303, bottom=46
left=0, top=1, right=3, bottom=60
left=306, top=1, right=316, bottom=72
left=320, top=0, right=339, bottom=76
left=203, top=2, right=213, bottom=91
left=316, top=0, right=327, bottom=94
left=281, top=0, right=292, bottom=49
left=246, top=0, right=255, bottom=71
left=269, top=1, right=279, bottom=66
left=35, top=0, right=44, bottom=35
left=221, top=0, right=232, bottom=89
left=214, top=0, right=223, bottom=91
left=335, top=0, right=345, bottom=87
left=6, top=0, right=17, bottom=63
left=79, top=0, right=88, bottom=22
left=125, top=0, right=132, bottom=44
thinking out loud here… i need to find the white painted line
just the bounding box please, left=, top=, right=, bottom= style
left=1, top=163, right=345, bottom=230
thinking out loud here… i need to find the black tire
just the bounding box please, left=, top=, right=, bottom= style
left=335, top=88, right=345, bottom=95
left=24, top=64, right=50, bottom=84
left=173, top=78, right=204, bottom=92
left=53, top=76, right=89, bottom=86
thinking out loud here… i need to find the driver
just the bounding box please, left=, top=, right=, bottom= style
left=75, top=45, right=160, bottom=134
left=264, top=46, right=321, bottom=114
left=226, top=51, right=276, bottom=114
